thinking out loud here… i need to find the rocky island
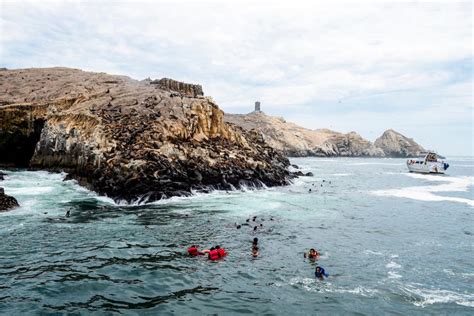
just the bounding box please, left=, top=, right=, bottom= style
left=0, top=68, right=294, bottom=203
left=225, top=109, right=425, bottom=158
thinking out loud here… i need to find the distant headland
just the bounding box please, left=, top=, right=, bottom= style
left=225, top=102, right=425, bottom=158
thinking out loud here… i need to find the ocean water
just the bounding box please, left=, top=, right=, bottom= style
left=1, top=157, right=473, bottom=315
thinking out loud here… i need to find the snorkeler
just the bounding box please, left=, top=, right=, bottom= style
left=208, top=247, right=219, bottom=260
left=315, top=266, right=328, bottom=279
left=252, top=237, right=258, bottom=247
left=215, top=245, right=227, bottom=258
left=187, top=245, right=204, bottom=256
left=304, top=248, right=319, bottom=259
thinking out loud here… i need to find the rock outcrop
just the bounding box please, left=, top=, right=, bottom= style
left=0, top=68, right=294, bottom=203
left=224, top=111, right=384, bottom=157
left=374, top=129, right=425, bottom=157
left=0, top=187, right=19, bottom=211
left=150, top=78, right=204, bottom=98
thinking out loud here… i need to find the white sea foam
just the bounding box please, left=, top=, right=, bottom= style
left=364, top=250, right=384, bottom=256
left=288, top=277, right=378, bottom=297
left=400, top=284, right=474, bottom=307
left=371, top=174, right=474, bottom=207
left=5, top=186, right=55, bottom=195
left=386, top=261, right=401, bottom=269
left=388, top=271, right=402, bottom=279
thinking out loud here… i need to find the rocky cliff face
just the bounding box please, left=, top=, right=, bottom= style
left=0, top=68, right=294, bottom=203
left=374, top=129, right=425, bottom=157
left=225, top=112, right=384, bottom=157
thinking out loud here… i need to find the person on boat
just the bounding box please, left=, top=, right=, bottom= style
left=215, top=245, right=227, bottom=258
left=187, top=245, right=204, bottom=256
left=304, top=248, right=319, bottom=259
left=315, top=266, right=328, bottom=279
left=252, top=246, right=259, bottom=257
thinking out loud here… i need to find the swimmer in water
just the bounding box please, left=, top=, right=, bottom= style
left=304, top=248, right=319, bottom=259
left=187, top=245, right=204, bottom=256
left=252, top=237, right=258, bottom=247
left=252, top=246, right=259, bottom=257
left=315, top=266, right=328, bottom=279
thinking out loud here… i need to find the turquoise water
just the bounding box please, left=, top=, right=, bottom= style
left=1, top=157, right=473, bottom=315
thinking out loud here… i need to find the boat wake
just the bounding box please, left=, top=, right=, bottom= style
left=399, top=284, right=474, bottom=307
left=370, top=174, right=474, bottom=207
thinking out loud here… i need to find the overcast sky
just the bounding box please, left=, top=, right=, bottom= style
left=1, top=0, right=472, bottom=155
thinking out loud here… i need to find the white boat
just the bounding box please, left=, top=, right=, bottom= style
left=406, top=152, right=449, bottom=174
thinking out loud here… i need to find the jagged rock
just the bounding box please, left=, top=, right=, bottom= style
left=0, top=67, right=294, bottom=203
left=0, top=187, right=19, bottom=211
left=150, top=78, right=204, bottom=98
left=225, top=111, right=385, bottom=157
left=374, top=129, right=425, bottom=157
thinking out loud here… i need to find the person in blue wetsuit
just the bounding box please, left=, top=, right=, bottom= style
left=315, top=266, right=328, bottom=279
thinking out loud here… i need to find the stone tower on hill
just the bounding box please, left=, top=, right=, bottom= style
left=254, top=101, right=261, bottom=112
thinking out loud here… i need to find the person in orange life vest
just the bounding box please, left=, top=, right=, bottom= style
left=208, top=247, right=220, bottom=260
left=187, top=245, right=204, bottom=256
left=215, top=245, right=227, bottom=258
left=304, top=248, right=319, bottom=259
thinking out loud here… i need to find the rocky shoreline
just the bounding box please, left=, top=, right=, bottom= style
left=0, top=67, right=427, bottom=209
left=0, top=68, right=295, bottom=204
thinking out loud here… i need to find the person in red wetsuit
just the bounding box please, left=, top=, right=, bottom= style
left=208, top=247, right=219, bottom=260
left=187, top=245, right=204, bottom=256
left=215, top=245, right=227, bottom=258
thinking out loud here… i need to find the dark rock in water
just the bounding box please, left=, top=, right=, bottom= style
left=0, top=172, right=5, bottom=181
left=291, top=164, right=299, bottom=169
left=305, top=172, right=313, bottom=177
left=0, top=68, right=295, bottom=203
left=0, top=187, right=19, bottom=211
